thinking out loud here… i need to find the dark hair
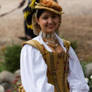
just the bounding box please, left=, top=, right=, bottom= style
left=36, top=9, right=46, bottom=19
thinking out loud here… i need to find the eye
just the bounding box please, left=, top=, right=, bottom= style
left=51, top=15, right=58, bottom=19
left=42, top=16, right=49, bottom=20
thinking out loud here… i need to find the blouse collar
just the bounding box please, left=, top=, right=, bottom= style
left=35, top=32, right=66, bottom=52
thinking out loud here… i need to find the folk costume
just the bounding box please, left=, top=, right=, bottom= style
left=20, top=0, right=89, bottom=92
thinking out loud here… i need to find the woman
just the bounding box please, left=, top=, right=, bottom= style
left=20, top=0, right=89, bottom=92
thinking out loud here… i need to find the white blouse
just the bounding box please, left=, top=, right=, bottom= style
left=20, top=33, right=89, bottom=92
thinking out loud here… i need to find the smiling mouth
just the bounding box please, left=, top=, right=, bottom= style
left=48, top=26, right=53, bottom=28
left=47, top=25, right=55, bottom=28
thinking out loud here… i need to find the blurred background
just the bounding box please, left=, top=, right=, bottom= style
left=0, top=0, right=92, bottom=92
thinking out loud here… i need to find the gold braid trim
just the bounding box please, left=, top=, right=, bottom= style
left=63, top=39, right=71, bottom=52
left=23, top=40, right=46, bottom=55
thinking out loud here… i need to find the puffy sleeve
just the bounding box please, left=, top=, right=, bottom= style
left=68, top=47, right=89, bottom=92
left=20, top=45, right=54, bottom=92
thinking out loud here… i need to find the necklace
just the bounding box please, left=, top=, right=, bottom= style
left=42, top=32, right=59, bottom=49
left=46, top=41, right=59, bottom=49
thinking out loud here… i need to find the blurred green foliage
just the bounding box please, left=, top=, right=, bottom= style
left=71, top=40, right=78, bottom=50
left=1, top=44, right=22, bottom=73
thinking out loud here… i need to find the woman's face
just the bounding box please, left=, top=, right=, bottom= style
left=37, top=10, right=61, bottom=33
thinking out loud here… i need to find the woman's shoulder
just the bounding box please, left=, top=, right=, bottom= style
left=22, top=35, right=40, bottom=45
left=62, top=39, right=71, bottom=47
left=22, top=35, right=44, bottom=53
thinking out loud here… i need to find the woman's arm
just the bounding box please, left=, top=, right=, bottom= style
left=68, top=47, right=89, bottom=92
left=20, top=45, right=54, bottom=92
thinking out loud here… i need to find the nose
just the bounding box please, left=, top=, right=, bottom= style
left=48, top=17, right=53, bottom=24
